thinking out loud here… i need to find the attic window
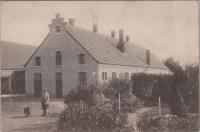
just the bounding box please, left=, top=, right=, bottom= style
left=55, top=51, right=62, bottom=65
left=35, top=56, right=41, bottom=66
left=56, top=25, right=61, bottom=33
left=79, top=53, right=86, bottom=64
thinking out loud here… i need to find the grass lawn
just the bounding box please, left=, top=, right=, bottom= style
left=2, top=95, right=65, bottom=132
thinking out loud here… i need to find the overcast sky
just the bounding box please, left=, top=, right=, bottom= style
left=1, top=1, right=199, bottom=65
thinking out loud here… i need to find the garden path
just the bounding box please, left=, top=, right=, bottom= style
left=128, top=107, right=154, bottom=132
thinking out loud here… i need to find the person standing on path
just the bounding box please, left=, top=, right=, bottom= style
left=41, top=89, right=49, bottom=116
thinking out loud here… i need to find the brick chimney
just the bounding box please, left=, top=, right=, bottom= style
left=125, top=35, right=129, bottom=42
left=119, top=29, right=124, bottom=43
left=146, top=49, right=150, bottom=65
left=117, top=29, right=127, bottom=53
left=93, top=24, right=98, bottom=33
left=111, top=31, right=116, bottom=38
left=69, top=18, right=75, bottom=27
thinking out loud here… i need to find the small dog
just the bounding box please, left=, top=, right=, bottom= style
left=24, top=106, right=31, bottom=117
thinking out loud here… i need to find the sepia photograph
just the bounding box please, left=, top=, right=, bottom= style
left=0, top=1, right=199, bottom=132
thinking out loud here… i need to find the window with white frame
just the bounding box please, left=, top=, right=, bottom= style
left=79, top=72, right=87, bottom=86
left=112, top=72, right=117, bottom=79
left=102, top=72, right=107, bottom=80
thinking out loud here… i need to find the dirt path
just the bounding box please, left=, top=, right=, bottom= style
left=2, top=96, right=65, bottom=132
left=128, top=107, right=153, bottom=132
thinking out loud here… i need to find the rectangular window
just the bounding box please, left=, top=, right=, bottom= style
left=119, top=73, right=123, bottom=80
left=124, top=72, right=129, bottom=80
left=79, top=54, right=86, bottom=64
left=79, top=72, right=87, bottom=86
left=56, top=72, right=62, bottom=81
left=102, top=72, right=107, bottom=80
left=112, top=72, right=117, bottom=79
left=56, top=51, right=62, bottom=65
left=35, top=56, right=41, bottom=66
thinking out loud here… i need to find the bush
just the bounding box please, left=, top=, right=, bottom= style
left=131, top=73, right=172, bottom=104
left=64, top=86, right=96, bottom=107
left=58, top=102, right=128, bottom=131
left=59, top=84, right=131, bottom=131
left=131, top=58, right=199, bottom=116
left=137, top=108, right=199, bottom=131
left=132, top=73, right=154, bottom=98
left=102, top=79, right=140, bottom=113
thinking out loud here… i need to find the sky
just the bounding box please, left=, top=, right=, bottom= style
left=1, top=1, right=199, bottom=65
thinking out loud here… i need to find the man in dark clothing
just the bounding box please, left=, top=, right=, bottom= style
left=41, top=89, right=49, bottom=116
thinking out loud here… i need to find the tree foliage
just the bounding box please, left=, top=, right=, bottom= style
left=164, top=57, right=198, bottom=114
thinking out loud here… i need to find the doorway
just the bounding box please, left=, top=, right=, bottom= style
left=56, top=72, right=63, bottom=98
left=34, top=73, right=42, bottom=97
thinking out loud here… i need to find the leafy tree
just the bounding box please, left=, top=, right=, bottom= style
left=164, top=57, right=188, bottom=116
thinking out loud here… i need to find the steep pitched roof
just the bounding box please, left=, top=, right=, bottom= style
left=66, top=27, right=168, bottom=70
left=24, top=26, right=168, bottom=70
left=1, top=41, right=37, bottom=70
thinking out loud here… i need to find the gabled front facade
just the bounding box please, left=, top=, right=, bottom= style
left=25, top=14, right=171, bottom=97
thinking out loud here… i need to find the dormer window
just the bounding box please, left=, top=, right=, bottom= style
left=55, top=51, right=62, bottom=65
left=56, top=25, right=61, bottom=33
left=79, top=53, right=86, bottom=64
left=35, top=56, right=41, bottom=66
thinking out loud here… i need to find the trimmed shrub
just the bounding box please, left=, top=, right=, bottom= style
left=64, top=86, right=96, bottom=106
left=58, top=102, right=128, bottom=131
left=59, top=84, right=131, bottom=131
left=131, top=73, right=172, bottom=104
left=137, top=108, right=199, bottom=131
left=102, top=79, right=141, bottom=113
left=132, top=70, right=190, bottom=117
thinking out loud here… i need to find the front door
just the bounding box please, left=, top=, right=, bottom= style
left=34, top=73, right=42, bottom=97
left=56, top=72, right=63, bottom=98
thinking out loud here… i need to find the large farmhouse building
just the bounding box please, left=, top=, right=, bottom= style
left=25, top=14, right=171, bottom=98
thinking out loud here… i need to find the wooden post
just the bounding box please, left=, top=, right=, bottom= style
left=80, top=100, right=83, bottom=110
left=159, top=97, right=161, bottom=115
left=119, top=93, right=121, bottom=113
